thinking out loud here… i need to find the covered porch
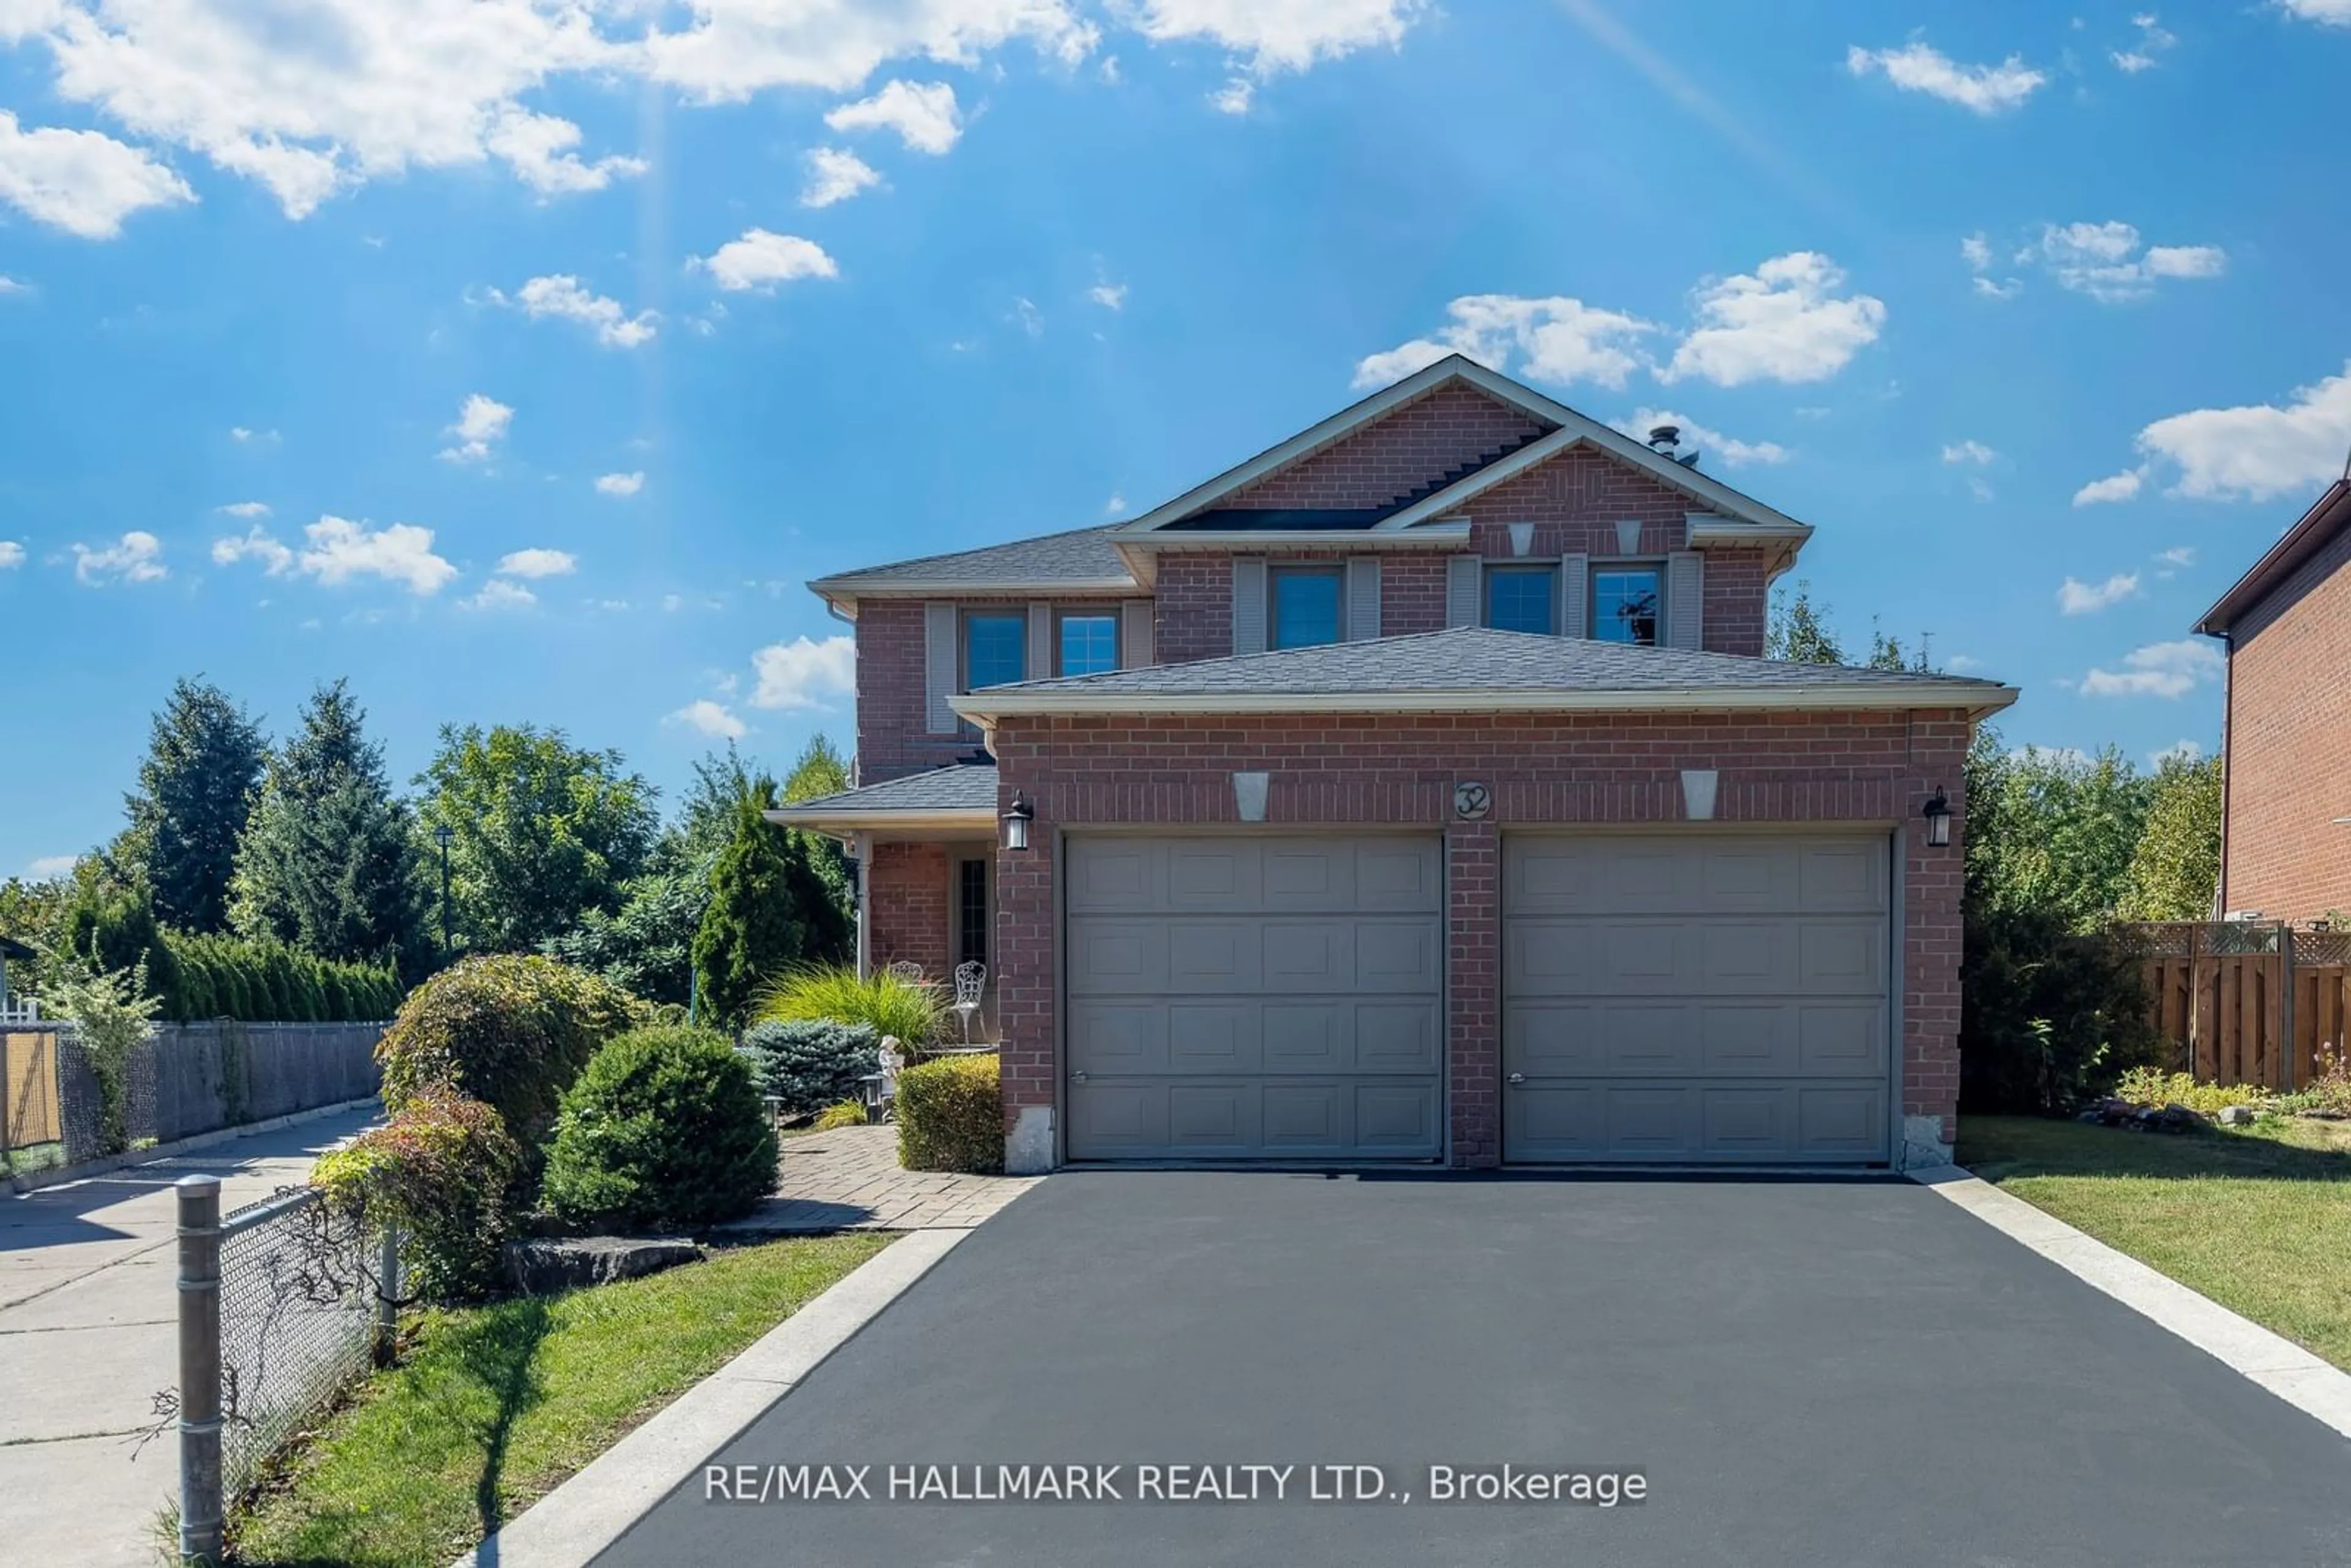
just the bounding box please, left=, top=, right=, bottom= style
left=770, top=762, right=1004, bottom=1043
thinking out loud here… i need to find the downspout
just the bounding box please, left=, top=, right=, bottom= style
left=853, top=830, right=873, bottom=980
left=2215, top=632, right=2234, bottom=919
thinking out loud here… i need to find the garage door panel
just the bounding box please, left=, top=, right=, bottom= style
left=1167, top=1003, right=1256, bottom=1073
left=1504, top=833, right=1892, bottom=1165
left=1067, top=834, right=1442, bottom=1162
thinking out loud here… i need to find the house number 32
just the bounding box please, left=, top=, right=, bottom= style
left=1454, top=782, right=1491, bottom=820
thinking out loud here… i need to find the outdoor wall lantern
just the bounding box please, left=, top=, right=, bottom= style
left=1002, top=791, right=1035, bottom=852
left=1922, top=786, right=1954, bottom=849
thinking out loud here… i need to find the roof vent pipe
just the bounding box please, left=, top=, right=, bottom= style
left=1647, top=425, right=1680, bottom=452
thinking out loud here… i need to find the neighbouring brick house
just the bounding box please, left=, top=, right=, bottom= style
left=779, top=356, right=2015, bottom=1174
left=2195, top=476, right=2351, bottom=923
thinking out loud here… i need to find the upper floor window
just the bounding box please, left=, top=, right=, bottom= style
left=1592, top=565, right=1661, bottom=646
left=1484, top=565, right=1556, bottom=636
left=1058, top=611, right=1119, bottom=677
left=1270, top=566, right=1343, bottom=650
left=963, top=610, right=1027, bottom=689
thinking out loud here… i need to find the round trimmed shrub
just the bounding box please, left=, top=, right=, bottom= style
left=542, top=1025, right=778, bottom=1230
left=376, top=954, right=638, bottom=1136
left=896, top=1052, right=1002, bottom=1174
left=737, top=1019, right=879, bottom=1118
left=313, top=1089, right=523, bottom=1302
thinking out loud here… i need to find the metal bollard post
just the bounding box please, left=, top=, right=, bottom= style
left=176, top=1174, right=224, bottom=1567
left=375, top=1224, right=401, bottom=1364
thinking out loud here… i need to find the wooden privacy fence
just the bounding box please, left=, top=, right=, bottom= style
left=2122, top=922, right=2351, bottom=1090
left=3, top=1027, right=66, bottom=1156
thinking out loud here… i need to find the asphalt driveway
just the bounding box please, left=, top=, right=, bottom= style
left=598, top=1171, right=2351, bottom=1567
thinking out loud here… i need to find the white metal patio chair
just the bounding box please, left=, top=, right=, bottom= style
left=953, top=961, right=987, bottom=1045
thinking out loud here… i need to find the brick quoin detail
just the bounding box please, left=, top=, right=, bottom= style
left=2222, top=520, right=2351, bottom=920
left=989, top=709, right=1976, bottom=1167
left=1223, top=384, right=1550, bottom=511
left=865, top=842, right=950, bottom=977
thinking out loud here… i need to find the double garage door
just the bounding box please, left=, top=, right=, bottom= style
left=1063, top=831, right=1891, bottom=1165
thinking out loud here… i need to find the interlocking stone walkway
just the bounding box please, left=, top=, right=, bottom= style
left=718, top=1124, right=1040, bottom=1234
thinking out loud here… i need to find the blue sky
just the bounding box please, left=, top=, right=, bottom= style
left=3, top=0, right=2349, bottom=880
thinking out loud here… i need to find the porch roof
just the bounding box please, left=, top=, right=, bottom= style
left=767, top=762, right=999, bottom=836
left=951, top=627, right=2019, bottom=722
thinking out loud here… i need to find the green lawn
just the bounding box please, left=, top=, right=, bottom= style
left=231, top=1233, right=891, bottom=1568
left=1960, top=1115, right=2351, bottom=1370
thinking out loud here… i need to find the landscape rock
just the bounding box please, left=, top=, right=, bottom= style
left=503, top=1236, right=703, bottom=1295
left=2217, top=1105, right=2260, bottom=1127
left=2140, top=1103, right=2209, bottom=1134
left=2079, top=1098, right=2140, bottom=1128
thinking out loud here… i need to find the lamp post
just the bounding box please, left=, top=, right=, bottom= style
left=433, top=822, right=455, bottom=959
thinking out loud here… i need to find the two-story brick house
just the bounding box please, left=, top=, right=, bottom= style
left=780, top=356, right=2015, bottom=1174
left=2195, top=476, right=2351, bottom=921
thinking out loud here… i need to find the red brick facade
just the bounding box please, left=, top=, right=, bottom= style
left=2221, top=517, right=2351, bottom=920
left=865, top=842, right=951, bottom=975
left=1223, top=383, right=1550, bottom=511
left=988, top=710, right=1973, bottom=1169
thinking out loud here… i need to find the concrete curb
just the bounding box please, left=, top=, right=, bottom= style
left=6, top=1096, right=381, bottom=1196
left=456, top=1226, right=975, bottom=1568
left=1913, top=1164, right=2351, bottom=1439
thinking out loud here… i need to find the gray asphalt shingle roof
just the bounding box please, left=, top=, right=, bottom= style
left=967, top=627, right=2011, bottom=702
left=776, top=762, right=998, bottom=817
left=811, top=526, right=1133, bottom=594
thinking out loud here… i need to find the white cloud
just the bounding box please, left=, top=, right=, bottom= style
left=2151, top=739, right=2205, bottom=767
left=1355, top=294, right=1659, bottom=391
left=642, top=0, right=1098, bottom=103
left=215, top=500, right=270, bottom=518
left=1088, top=281, right=1128, bottom=310
left=695, top=228, right=839, bottom=292
left=298, top=516, right=457, bottom=595
left=2018, top=221, right=2227, bottom=303
left=461, top=577, right=536, bottom=612
left=1010, top=296, right=1044, bottom=337
left=0, top=273, right=27, bottom=293
left=1941, top=440, right=1997, bottom=465
left=1209, top=76, right=1253, bottom=114
left=1613, top=408, right=1789, bottom=468
left=2156, top=546, right=2196, bottom=568
left=749, top=634, right=855, bottom=710
left=2111, top=12, right=2176, bottom=72
left=2132, top=363, right=2351, bottom=501
left=4, top=0, right=636, bottom=218
left=2080, top=637, right=2224, bottom=699
left=227, top=425, right=278, bottom=443
left=2073, top=467, right=2145, bottom=506
left=439, top=392, right=514, bottom=463
left=72, top=530, right=166, bottom=584
left=2057, top=572, right=2141, bottom=614
left=824, top=80, right=962, bottom=154
left=211, top=525, right=293, bottom=574
left=1129, top=0, right=1429, bottom=78
left=1845, top=42, right=2045, bottom=114
left=0, top=110, right=194, bottom=238
left=1960, top=230, right=2023, bottom=299
left=2281, top=0, right=2351, bottom=23
left=801, top=146, right=881, bottom=208
left=1663, top=252, right=1885, bottom=388
left=496, top=547, right=576, bottom=579
left=1944, top=654, right=1984, bottom=672
left=0, top=540, right=24, bottom=569
left=24, top=854, right=78, bottom=880
left=595, top=471, right=645, bottom=497
left=1104, top=492, right=1127, bottom=516
left=489, top=274, right=656, bottom=348
left=667, top=699, right=748, bottom=740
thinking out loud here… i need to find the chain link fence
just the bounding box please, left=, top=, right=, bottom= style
left=213, top=1185, right=396, bottom=1502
